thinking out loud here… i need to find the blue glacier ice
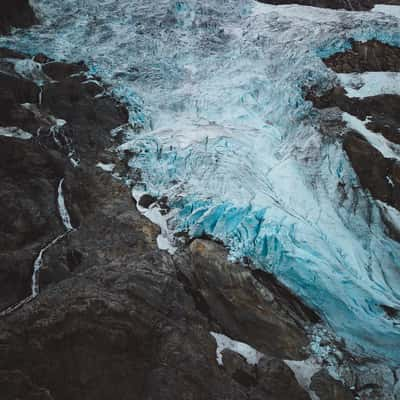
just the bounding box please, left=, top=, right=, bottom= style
left=3, top=0, right=400, bottom=363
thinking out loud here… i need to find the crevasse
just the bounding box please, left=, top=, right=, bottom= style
left=3, top=0, right=400, bottom=363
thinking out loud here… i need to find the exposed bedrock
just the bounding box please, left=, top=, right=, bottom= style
left=0, top=0, right=37, bottom=35
left=0, top=48, right=323, bottom=400
left=0, top=50, right=127, bottom=310
left=325, top=40, right=400, bottom=73
left=307, top=40, right=400, bottom=242
left=256, top=0, right=400, bottom=10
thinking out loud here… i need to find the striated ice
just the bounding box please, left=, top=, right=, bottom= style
left=4, top=0, right=400, bottom=363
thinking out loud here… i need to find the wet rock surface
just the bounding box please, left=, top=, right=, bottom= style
left=0, top=0, right=37, bottom=35
left=256, top=0, right=400, bottom=10
left=0, top=48, right=325, bottom=400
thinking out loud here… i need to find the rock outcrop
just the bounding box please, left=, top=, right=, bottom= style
left=0, top=0, right=37, bottom=35
left=256, top=0, right=400, bottom=10
left=307, top=40, right=400, bottom=244
left=0, top=51, right=127, bottom=311
left=325, top=40, right=400, bottom=73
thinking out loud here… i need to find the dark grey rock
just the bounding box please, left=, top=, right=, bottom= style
left=307, top=40, right=400, bottom=238
left=0, top=49, right=313, bottom=400
left=256, top=0, right=400, bottom=11
left=311, top=369, right=353, bottom=400
left=0, top=0, right=37, bottom=35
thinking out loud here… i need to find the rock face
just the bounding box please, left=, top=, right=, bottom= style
left=307, top=40, right=400, bottom=245
left=305, top=45, right=400, bottom=398
left=311, top=369, right=353, bottom=400
left=0, top=0, right=37, bottom=35
left=325, top=40, right=400, bottom=73
left=256, top=0, right=400, bottom=10
left=0, top=51, right=127, bottom=311
left=0, top=48, right=322, bottom=400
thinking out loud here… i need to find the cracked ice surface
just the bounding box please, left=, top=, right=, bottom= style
left=4, top=0, right=400, bottom=363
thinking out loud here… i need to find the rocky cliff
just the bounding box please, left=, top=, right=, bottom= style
left=1, top=3, right=400, bottom=400
left=0, top=47, right=328, bottom=400
left=308, top=39, right=400, bottom=246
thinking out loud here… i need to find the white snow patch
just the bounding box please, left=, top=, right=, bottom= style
left=285, top=357, right=321, bottom=400
left=210, top=332, right=264, bottom=366
left=82, top=79, right=102, bottom=86
left=69, top=155, right=80, bottom=168
left=342, top=112, right=400, bottom=161
left=0, top=126, right=32, bottom=140
left=372, top=5, right=400, bottom=19
left=386, top=176, right=395, bottom=187
left=50, top=119, right=67, bottom=147
left=57, top=178, right=74, bottom=231
left=132, top=189, right=177, bottom=255
left=55, top=119, right=66, bottom=128
left=338, top=72, right=400, bottom=99
left=14, top=58, right=47, bottom=83
left=251, top=1, right=342, bottom=22
left=96, top=162, right=115, bottom=172
left=377, top=200, right=400, bottom=232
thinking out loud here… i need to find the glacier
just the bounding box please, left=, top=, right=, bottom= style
left=3, top=0, right=400, bottom=363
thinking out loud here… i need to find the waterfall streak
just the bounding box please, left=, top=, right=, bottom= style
left=58, top=178, right=74, bottom=231
left=1, top=178, right=75, bottom=316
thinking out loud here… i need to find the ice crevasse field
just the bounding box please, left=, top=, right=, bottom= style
left=3, top=0, right=400, bottom=364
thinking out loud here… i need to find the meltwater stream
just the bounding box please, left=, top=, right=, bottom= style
left=4, top=0, right=400, bottom=362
